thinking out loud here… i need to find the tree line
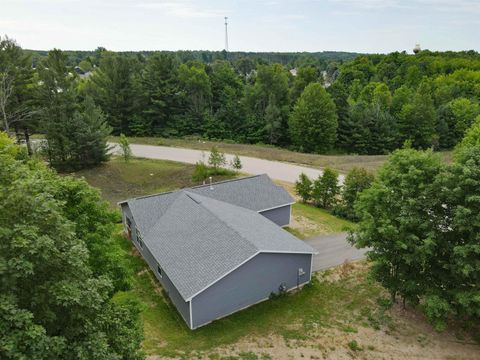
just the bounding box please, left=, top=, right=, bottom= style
left=1, top=35, right=480, bottom=171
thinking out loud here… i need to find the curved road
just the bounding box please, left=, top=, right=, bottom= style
left=110, top=142, right=345, bottom=184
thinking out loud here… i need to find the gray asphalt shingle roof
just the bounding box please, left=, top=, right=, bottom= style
left=122, top=174, right=315, bottom=300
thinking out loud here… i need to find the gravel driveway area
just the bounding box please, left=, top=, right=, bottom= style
left=110, top=143, right=345, bottom=184
left=305, top=233, right=367, bottom=272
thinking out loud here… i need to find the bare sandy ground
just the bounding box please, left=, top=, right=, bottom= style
left=109, top=143, right=345, bottom=184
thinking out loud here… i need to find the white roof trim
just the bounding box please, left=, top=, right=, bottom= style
left=185, top=249, right=316, bottom=301
left=257, top=202, right=295, bottom=213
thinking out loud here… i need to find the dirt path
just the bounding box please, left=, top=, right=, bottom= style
left=110, top=143, right=345, bottom=184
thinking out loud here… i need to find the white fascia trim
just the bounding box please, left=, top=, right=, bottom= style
left=185, top=251, right=260, bottom=301
left=185, top=250, right=315, bottom=301
left=260, top=250, right=318, bottom=255
left=257, top=202, right=295, bottom=213
left=189, top=300, right=193, bottom=330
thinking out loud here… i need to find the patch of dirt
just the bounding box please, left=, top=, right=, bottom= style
left=209, top=322, right=479, bottom=360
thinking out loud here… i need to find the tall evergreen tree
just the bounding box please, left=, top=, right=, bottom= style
left=87, top=51, right=139, bottom=135
left=139, top=53, right=181, bottom=135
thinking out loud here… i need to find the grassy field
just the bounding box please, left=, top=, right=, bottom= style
left=70, top=157, right=235, bottom=206
left=109, top=135, right=454, bottom=174
left=286, top=203, right=354, bottom=239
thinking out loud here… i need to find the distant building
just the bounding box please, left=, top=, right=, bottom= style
left=290, top=68, right=298, bottom=77
left=413, top=44, right=421, bottom=54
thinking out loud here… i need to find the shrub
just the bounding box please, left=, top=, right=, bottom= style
left=208, top=146, right=226, bottom=169
left=231, top=154, right=242, bottom=170
left=312, top=168, right=340, bottom=208
left=119, top=133, right=132, bottom=162
left=192, top=161, right=209, bottom=182
left=295, top=173, right=313, bottom=203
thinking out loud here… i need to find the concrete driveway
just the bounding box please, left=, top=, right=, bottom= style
left=110, top=142, right=345, bottom=184
left=304, top=233, right=368, bottom=272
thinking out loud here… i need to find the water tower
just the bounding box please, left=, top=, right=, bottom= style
left=413, top=44, right=421, bottom=54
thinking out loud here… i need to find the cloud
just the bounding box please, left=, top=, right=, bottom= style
left=328, top=0, right=480, bottom=13
left=134, top=1, right=226, bottom=18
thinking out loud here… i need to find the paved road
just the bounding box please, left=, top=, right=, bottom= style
left=110, top=142, right=345, bottom=184
left=304, top=233, right=367, bottom=272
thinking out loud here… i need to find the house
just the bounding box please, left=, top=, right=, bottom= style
left=119, top=174, right=316, bottom=329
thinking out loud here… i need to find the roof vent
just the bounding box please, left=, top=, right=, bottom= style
left=209, top=176, right=213, bottom=190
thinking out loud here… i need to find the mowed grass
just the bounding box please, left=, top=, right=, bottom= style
left=287, top=203, right=355, bottom=239
left=71, top=156, right=235, bottom=206
left=110, top=135, right=454, bottom=174
left=113, top=229, right=386, bottom=358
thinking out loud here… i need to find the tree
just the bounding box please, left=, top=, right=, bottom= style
left=139, top=53, right=181, bottom=135
left=118, top=133, right=132, bottom=162
left=327, top=82, right=350, bottom=150
left=0, top=36, right=35, bottom=140
left=37, top=52, right=110, bottom=171
left=351, top=148, right=444, bottom=304
left=208, top=146, right=226, bottom=169
left=208, top=61, right=245, bottom=140
left=230, top=154, right=242, bottom=170
left=335, top=167, right=374, bottom=220
left=36, top=49, right=78, bottom=169
left=398, top=80, right=437, bottom=149
left=86, top=51, right=139, bottom=135
left=69, top=96, right=111, bottom=168
left=449, top=98, right=480, bottom=141
left=0, top=134, right=143, bottom=359
left=290, top=65, right=321, bottom=102
left=454, top=115, right=480, bottom=156
left=246, top=64, right=290, bottom=144
left=289, top=83, right=338, bottom=153
left=264, top=97, right=283, bottom=144
left=312, top=168, right=340, bottom=208
left=295, top=173, right=313, bottom=203
left=426, top=145, right=480, bottom=329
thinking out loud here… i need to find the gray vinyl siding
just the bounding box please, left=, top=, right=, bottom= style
left=259, top=205, right=291, bottom=226
left=121, top=204, right=191, bottom=327
left=191, top=252, right=312, bottom=329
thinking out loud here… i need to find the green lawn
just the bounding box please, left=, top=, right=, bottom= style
left=114, top=229, right=386, bottom=358
left=109, top=135, right=454, bottom=174
left=287, top=203, right=355, bottom=239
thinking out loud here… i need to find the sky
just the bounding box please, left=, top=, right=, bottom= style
left=1, top=0, right=479, bottom=53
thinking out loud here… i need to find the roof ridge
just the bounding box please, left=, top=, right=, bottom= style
left=189, top=174, right=264, bottom=189
left=123, top=174, right=266, bottom=203
left=183, top=191, right=260, bottom=252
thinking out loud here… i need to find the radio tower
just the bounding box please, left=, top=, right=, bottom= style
left=224, top=17, right=229, bottom=52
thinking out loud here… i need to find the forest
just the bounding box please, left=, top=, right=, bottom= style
left=2, top=35, right=479, bottom=171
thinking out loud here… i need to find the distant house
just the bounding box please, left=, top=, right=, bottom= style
left=119, top=174, right=316, bottom=329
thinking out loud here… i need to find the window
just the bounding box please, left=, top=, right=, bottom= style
left=125, top=218, right=132, bottom=239
left=136, top=227, right=143, bottom=248
left=157, top=265, right=163, bottom=277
